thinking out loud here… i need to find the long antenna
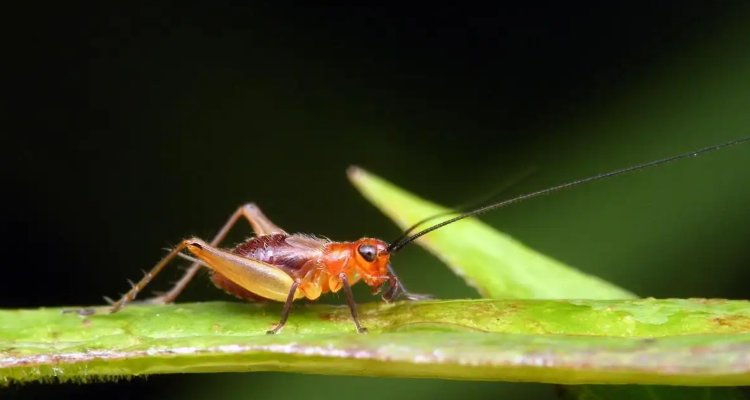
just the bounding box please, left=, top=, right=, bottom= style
left=387, top=166, right=537, bottom=247
left=387, top=137, right=750, bottom=253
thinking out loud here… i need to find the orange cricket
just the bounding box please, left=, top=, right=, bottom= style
left=74, top=137, right=749, bottom=334
left=107, top=202, right=431, bottom=334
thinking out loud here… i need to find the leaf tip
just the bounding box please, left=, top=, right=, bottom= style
left=346, top=165, right=367, bottom=182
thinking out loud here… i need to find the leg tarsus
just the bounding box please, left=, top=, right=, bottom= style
left=402, top=291, right=436, bottom=302
left=340, top=273, right=368, bottom=333
left=383, top=283, right=435, bottom=303
left=266, top=280, right=300, bottom=334
left=382, top=264, right=435, bottom=303
left=61, top=308, right=97, bottom=316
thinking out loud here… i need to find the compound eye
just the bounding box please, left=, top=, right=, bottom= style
left=357, top=244, right=377, bottom=262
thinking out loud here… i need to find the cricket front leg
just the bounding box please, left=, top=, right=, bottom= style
left=382, top=264, right=435, bottom=303
left=145, top=203, right=288, bottom=304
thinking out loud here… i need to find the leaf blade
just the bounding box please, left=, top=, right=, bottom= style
left=347, top=166, right=635, bottom=300
left=346, top=167, right=748, bottom=399
left=4, top=300, right=750, bottom=386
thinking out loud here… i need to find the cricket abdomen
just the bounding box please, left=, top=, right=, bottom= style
left=231, top=234, right=311, bottom=272
left=210, top=233, right=321, bottom=302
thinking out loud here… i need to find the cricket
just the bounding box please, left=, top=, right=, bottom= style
left=75, top=137, right=750, bottom=334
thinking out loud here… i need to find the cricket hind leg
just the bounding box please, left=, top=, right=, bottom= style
left=170, top=252, right=270, bottom=302
left=64, top=239, right=198, bottom=315
left=209, top=270, right=272, bottom=302
left=144, top=203, right=287, bottom=305
left=102, top=235, right=299, bottom=316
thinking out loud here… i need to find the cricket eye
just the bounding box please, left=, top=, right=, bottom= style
left=357, top=244, right=377, bottom=262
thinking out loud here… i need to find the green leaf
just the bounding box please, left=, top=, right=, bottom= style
left=346, top=167, right=748, bottom=399
left=346, top=166, right=636, bottom=300
left=4, top=300, right=750, bottom=386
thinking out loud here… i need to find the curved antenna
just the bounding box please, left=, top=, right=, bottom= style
left=387, top=137, right=750, bottom=253
left=386, top=166, right=537, bottom=247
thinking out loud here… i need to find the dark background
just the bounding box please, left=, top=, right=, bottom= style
left=4, top=3, right=750, bottom=400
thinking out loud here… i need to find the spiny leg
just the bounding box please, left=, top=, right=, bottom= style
left=340, top=273, right=368, bottom=333
left=64, top=240, right=197, bottom=315
left=108, top=240, right=197, bottom=313
left=266, top=280, right=300, bottom=335
left=78, top=239, right=200, bottom=315
left=116, top=236, right=299, bottom=315
left=382, top=264, right=434, bottom=303
left=146, top=203, right=287, bottom=304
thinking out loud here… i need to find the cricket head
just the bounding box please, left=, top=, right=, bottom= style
left=351, top=238, right=392, bottom=290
